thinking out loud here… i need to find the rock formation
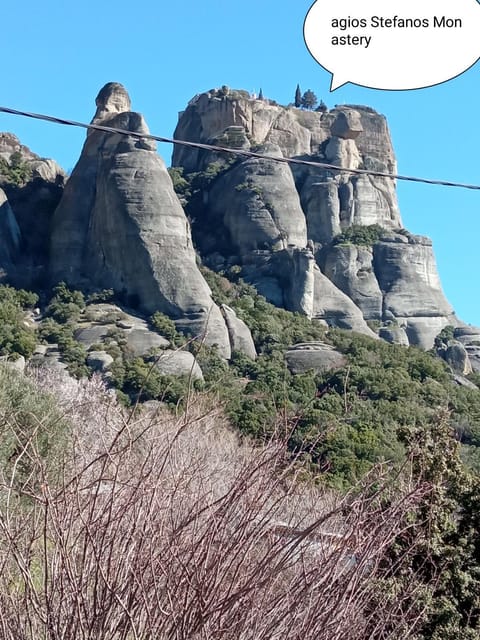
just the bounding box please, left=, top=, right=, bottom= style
left=0, top=188, right=21, bottom=278
left=0, top=83, right=475, bottom=365
left=49, top=83, right=234, bottom=358
left=172, top=88, right=459, bottom=348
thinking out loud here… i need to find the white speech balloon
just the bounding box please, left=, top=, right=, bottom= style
left=304, top=0, right=480, bottom=91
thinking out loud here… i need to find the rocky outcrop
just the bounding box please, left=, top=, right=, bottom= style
left=154, top=350, right=203, bottom=380
left=0, top=189, right=21, bottom=277
left=0, top=133, right=65, bottom=184
left=49, top=82, right=233, bottom=358
left=205, top=143, right=307, bottom=257
left=322, top=244, right=382, bottom=320
left=221, top=305, right=257, bottom=360
left=452, top=325, right=480, bottom=373
left=0, top=134, right=65, bottom=284
left=285, top=342, right=347, bottom=375
left=444, top=341, right=472, bottom=376
left=172, top=89, right=456, bottom=349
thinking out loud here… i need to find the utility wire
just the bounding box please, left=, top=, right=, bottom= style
left=1, top=104, right=480, bottom=191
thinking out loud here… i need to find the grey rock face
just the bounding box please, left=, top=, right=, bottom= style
left=154, top=350, right=203, bottom=380
left=75, top=304, right=170, bottom=356
left=331, top=109, right=363, bottom=139
left=378, top=325, right=409, bottom=346
left=322, top=245, right=382, bottom=320
left=0, top=189, right=21, bottom=276
left=444, top=341, right=472, bottom=376
left=50, top=83, right=231, bottom=358
left=374, top=236, right=453, bottom=318
left=221, top=305, right=257, bottom=359
left=401, top=317, right=452, bottom=351
left=285, top=342, right=347, bottom=375
left=86, top=351, right=114, bottom=372
left=301, top=177, right=341, bottom=245
left=0, top=133, right=65, bottom=184
left=453, top=325, right=480, bottom=373
left=206, top=143, right=307, bottom=257
left=311, top=265, right=377, bottom=336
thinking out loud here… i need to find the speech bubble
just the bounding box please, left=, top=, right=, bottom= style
left=304, top=0, right=480, bottom=91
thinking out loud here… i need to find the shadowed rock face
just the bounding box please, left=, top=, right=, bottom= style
left=0, top=189, right=21, bottom=277
left=172, top=88, right=460, bottom=349
left=50, top=83, right=232, bottom=357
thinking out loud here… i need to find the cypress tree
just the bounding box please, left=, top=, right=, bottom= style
left=294, top=84, right=302, bottom=108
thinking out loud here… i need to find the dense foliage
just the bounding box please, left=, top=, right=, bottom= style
left=200, top=268, right=480, bottom=487
left=333, top=223, right=384, bottom=246
left=0, top=152, right=32, bottom=186
left=0, top=285, right=37, bottom=358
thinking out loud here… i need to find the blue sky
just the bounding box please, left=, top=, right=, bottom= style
left=1, top=0, right=479, bottom=325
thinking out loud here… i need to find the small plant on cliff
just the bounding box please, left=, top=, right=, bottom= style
left=333, top=224, right=384, bottom=247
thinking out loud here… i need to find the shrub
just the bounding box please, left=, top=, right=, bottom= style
left=333, top=224, right=384, bottom=247
left=0, top=285, right=37, bottom=358
left=0, top=370, right=446, bottom=640
left=46, top=282, right=85, bottom=324
left=150, top=311, right=183, bottom=345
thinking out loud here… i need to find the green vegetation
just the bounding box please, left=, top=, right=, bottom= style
left=150, top=311, right=183, bottom=345
left=294, top=83, right=302, bottom=108
left=1, top=271, right=480, bottom=636
left=301, top=89, right=318, bottom=110
left=199, top=268, right=480, bottom=487
left=0, top=152, right=32, bottom=186
left=39, top=283, right=88, bottom=377
left=0, top=285, right=37, bottom=358
left=0, top=365, right=68, bottom=492
left=334, top=224, right=384, bottom=247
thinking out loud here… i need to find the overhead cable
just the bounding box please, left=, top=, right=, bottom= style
left=1, top=104, right=479, bottom=191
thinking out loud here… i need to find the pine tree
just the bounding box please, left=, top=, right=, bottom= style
left=294, top=84, right=302, bottom=108
left=315, top=99, right=328, bottom=113
left=301, top=89, right=318, bottom=110
left=258, top=88, right=264, bottom=100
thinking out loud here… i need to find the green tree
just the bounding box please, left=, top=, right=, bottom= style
left=301, top=90, right=318, bottom=110
left=316, top=99, right=328, bottom=113
left=294, top=84, right=302, bottom=108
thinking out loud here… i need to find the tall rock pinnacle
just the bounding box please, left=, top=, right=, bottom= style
left=50, top=83, right=231, bottom=357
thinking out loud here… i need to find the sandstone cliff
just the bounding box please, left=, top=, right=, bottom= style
left=49, top=83, right=233, bottom=357
left=172, top=88, right=458, bottom=348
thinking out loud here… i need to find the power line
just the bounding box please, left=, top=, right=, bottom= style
left=1, top=104, right=480, bottom=191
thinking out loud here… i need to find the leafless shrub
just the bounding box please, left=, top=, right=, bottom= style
left=0, top=370, right=435, bottom=639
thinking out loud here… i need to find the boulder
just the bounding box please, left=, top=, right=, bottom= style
left=86, top=351, right=114, bottom=372
left=444, top=341, right=473, bottom=376
left=154, top=350, right=203, bottom=380
left=285, top=342, right=347, bottom=375
left=378, top=325, right=409, bottom=346
left=331, top=109, right=363, bottom=140
left=221, top=304, right=257, bottom=359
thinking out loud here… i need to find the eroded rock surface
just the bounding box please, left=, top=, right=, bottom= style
left=50, top=82, right=232, bottom=357
left=0, top=188, right=21, bottom=277
left=172, top=88, right=456, bottom=348
left=285, top=342, right=347, bottom=375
